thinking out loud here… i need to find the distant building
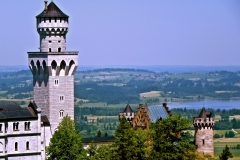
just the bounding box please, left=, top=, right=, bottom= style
left=119, top=103, right=171, bottom=129
left=193, top=108, right=215, bottom=157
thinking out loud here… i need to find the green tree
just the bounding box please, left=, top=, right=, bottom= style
left=104, top=132, right=108, bottom=137
left=150, top=114, right=197, bottom=160
left=112, top=117, right=138, bottom=160
left=219, top=145, right=233, bottom=160
left=94, top=145, right=112, bottom=160
left=97, top=130, right=102, bottom=137
left=87, top=141, right=97, bottom=159
left=46, top=115, right=86, bottom=160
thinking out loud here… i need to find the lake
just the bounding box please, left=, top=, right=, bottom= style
left=168, top=99, right=240, bottom=110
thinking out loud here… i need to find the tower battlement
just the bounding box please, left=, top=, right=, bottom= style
left=193, top=117, right=215, bottom=129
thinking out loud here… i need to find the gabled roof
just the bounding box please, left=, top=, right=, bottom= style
left=123, top=104, right=133, bottom=113
left=36, top=2, right=69, bottom=18
left=147, top=105, right=169, bottom=122
left=0, top=102, right=36, bottom=119
left=198, top=108, right=212, bottom=118
left=41, top=115, right=50, bottom=126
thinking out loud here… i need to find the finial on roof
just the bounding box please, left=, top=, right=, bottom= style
left=44, top=1, right=48, bottom=11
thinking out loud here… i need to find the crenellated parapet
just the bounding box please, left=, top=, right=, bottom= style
left=193, top=117, right=215, bottom=129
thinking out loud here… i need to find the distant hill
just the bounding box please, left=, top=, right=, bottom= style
left=1, top=65, right=240, bottom=73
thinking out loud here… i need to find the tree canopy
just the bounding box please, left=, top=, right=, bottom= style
left=46, top=115, right=86, bottom=160
left=219, top=145, right=233, bottom=160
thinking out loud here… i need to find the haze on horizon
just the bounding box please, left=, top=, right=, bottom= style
left=0, top=0, right=239, bottom=66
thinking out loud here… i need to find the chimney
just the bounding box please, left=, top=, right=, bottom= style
left=44, top=1, right=48, bottom=11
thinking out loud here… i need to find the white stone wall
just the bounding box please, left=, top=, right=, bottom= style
left=0, top=118, right=41, bottom=160
left=37, top=17, right=68, bottom=52
left=28, top=53, right=78, bottom=122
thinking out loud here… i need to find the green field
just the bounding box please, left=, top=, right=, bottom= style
left=214, top=138, right=240, bottom=159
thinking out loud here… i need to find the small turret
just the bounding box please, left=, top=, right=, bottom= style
left=119, top=104, right=135, bottom=122
left=193, top=108, right=215, bottom=157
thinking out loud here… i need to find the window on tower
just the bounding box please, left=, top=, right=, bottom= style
left=15, top=142, right=18, bottom=151
left=54, top=79, right=59, bottom=86
left=26, top=141, right=29, bottom=150
left=58, top=48, right=61, bottom=52
left=49, top=41, right=52, bottom=43
left=59, top=96, right=64, bottom=102
left=59, top=110, right=64, bottom=118
left=49, top=48, right=52, bottom=52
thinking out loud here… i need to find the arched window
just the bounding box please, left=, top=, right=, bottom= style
left=51, top=60, right=57, bottom=76
left=59, top=60, right=66, bottom=76
left=36, top=60, right=41, bottom=75
left=49, top=48, right=52, bottom=52
left=42, top=60, right=47, bottom=75
left=68, top=60, right=76, bottom=76
left=30, top=60, right=35, bottom=75
left=58, top=47, right=61, bottom=52
left=26, top=141, right=29, bottom=150
left=15, top=142, right=18, bottom=151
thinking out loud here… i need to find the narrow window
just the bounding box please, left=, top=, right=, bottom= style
left=202, top=139, right=205, bottom=145
left=49, top=18, right=51, bottom=23
left=28, top=122, right=30, bottom=130
left=49, top=48, right=51, bottom=52
left=13, top=122, right=15, bottom=131
left=0, top=124, right=2, bottom=132
left=26, top=141, right=29, bottom=150
left=60, top=110, right=64, bottom=117
left=5, top=123, right=8, bottom=133
left=15, top=142, right=18, bottom=151
left=16, top=122, right=19, bottom=131
left=60, top=96, right=64, bottom=102
left=24, top=122, right=27, bottom=130
left=58, top=48, right=61, bottom=52
left=54, top=79, right=59, bottom=86
left=55, top=17, right=57, bottom=22
left=44, top=18, right=46, bottom=23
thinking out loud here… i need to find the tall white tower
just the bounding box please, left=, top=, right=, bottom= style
left=28, top=1, right=78, bottom=131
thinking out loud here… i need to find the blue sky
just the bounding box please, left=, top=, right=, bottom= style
left=0, top=0, right=240, bottom=66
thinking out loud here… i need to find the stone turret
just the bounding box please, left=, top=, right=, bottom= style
left=193, top=108, right=215, bottom=157
left=119, top=104, right=135, bottom=122
left=36, top=1, right=69, bottom=52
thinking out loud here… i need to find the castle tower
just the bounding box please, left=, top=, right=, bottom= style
left=193, top=108, right=215, bottom=157
left=28, top=1, right=78, bottom=131
left=119, top=104, right=135, bottom=123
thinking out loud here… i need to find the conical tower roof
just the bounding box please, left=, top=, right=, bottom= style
left=36, top=2, right=69, bottom=18
left=123, top=104, right=133, bottom=113
left=198, top=108, right=212, bottom=118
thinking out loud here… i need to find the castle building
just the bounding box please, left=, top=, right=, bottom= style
left=28, top=1, right=78, bottom=132
left=193, top=108, right=215, bottom=157
left=119, top=103, right=171, bottom=129
left=0, top=102, right=41, bottom=160
left=0, top=1, right=78, bottom=159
